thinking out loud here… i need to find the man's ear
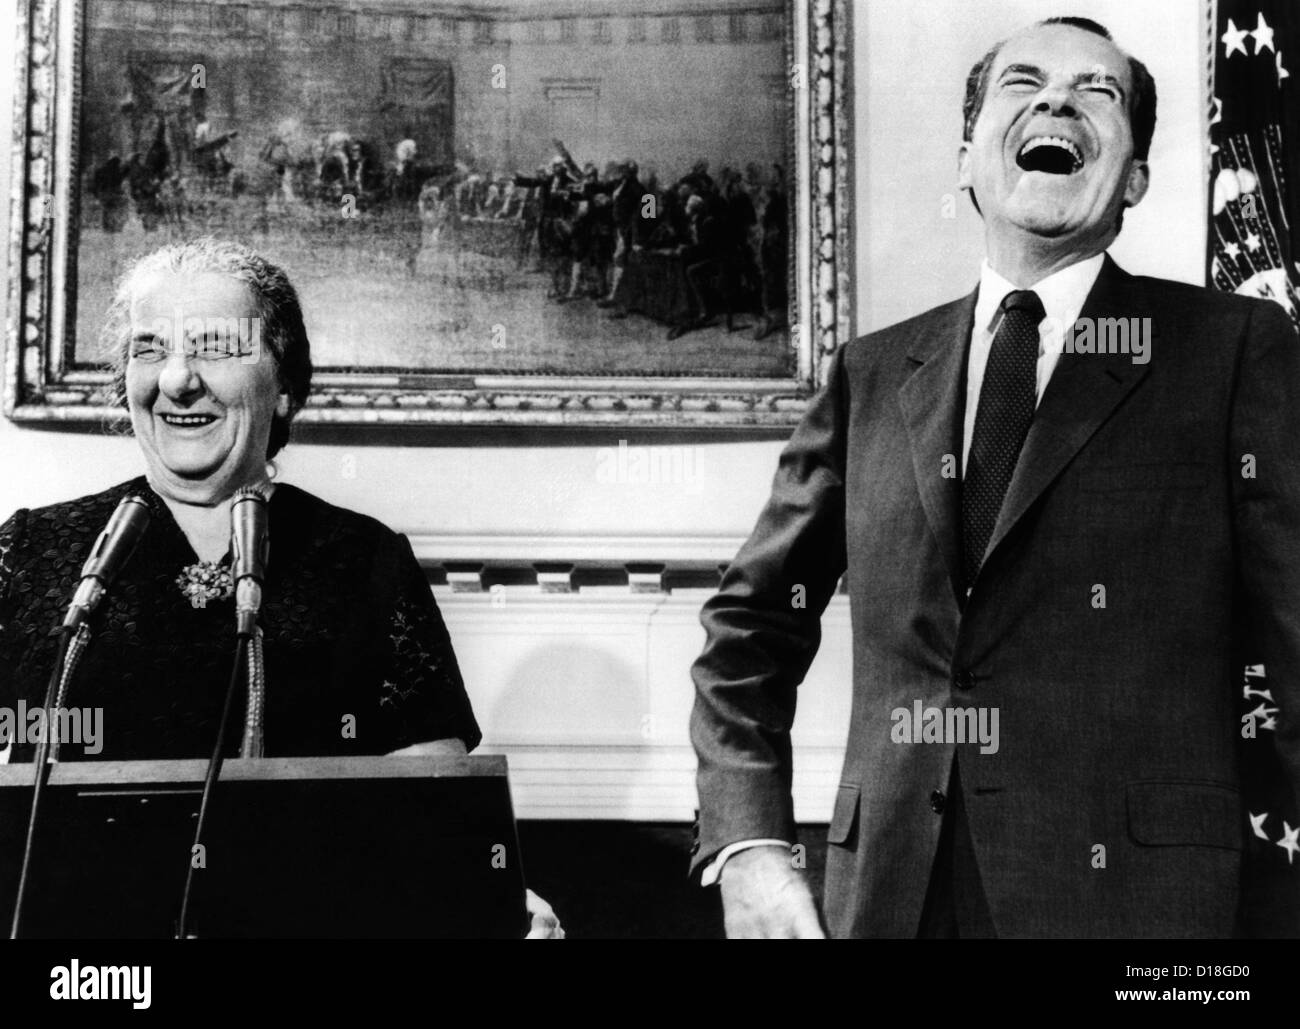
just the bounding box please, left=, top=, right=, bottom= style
left=957, top=141, right=973, bottom=191
left=1123, top=159, right=1150, bottom=209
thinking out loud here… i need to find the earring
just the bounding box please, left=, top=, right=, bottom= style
left=265, top=460, right=279, bottom=481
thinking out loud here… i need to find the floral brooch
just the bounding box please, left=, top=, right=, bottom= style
left=176, top=561, right=234, bottom=609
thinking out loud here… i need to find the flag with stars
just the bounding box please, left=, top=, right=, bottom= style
left=1237, top=668, right=1300, bottom=935
left=1209, top=2, right=1300, bottom=321
left=1211, top=5, right=1300, bottom=929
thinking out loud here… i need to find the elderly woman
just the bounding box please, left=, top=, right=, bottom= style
left=0, top=237, right=560, bottom=937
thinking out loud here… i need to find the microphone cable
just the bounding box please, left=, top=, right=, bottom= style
left=8, top=625, right=76, bottom=939
left=8, top=493, right=152, bottom=938
left=176, top=485, right=269, bottom=938
left=175, top=631, right=249, bottom=940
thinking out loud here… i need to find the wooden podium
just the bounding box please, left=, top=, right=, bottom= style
left=0, top=756, right=528, bottom=938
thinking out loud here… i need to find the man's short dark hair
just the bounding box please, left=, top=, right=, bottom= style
left=962, top=16, right=1158, bottom=161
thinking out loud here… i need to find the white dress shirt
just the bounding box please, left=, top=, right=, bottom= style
left=701, top=252, right=1108, bottom=887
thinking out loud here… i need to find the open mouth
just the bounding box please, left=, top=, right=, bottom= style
left=159, top=412, right=218, bottom=428
left=1016, top=136, right=1084, bottom=175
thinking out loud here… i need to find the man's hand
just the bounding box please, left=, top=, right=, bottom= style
left=720, top=845, right=825, bottom=938
left=524, top=889, right=564, bottom=939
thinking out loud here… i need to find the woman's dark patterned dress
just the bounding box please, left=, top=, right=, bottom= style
left=0, top=477, right=481, bottom=761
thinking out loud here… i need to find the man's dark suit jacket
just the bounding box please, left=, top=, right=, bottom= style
left=690, top=256, right=1300, bottom=938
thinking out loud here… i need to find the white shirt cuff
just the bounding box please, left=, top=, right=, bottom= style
left=699, top=838, right=792, bottom=886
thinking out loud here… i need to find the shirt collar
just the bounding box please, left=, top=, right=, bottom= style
left=973, top=252, right=1107, bottom=337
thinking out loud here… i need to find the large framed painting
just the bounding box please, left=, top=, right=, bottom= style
left=6, top=0, right=853, bottom=427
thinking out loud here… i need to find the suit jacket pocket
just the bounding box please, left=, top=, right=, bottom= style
left=827, top=782, right=860, bottom=846
left=1079, top=463, right=1210, bottom=492
left=1126, top=780, right=1243, bottom=850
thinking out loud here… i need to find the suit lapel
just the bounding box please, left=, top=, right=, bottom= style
left=898, top=290, right=977, bottom=604
left=981, top=256, right=1155, bottom=571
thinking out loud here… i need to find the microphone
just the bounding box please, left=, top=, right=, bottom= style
left=62, top=495, right=152, bottom=629
left=230, top=486, right=270, bottom=636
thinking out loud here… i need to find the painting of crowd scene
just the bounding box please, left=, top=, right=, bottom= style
left=74, top=0, right=794, bottom=380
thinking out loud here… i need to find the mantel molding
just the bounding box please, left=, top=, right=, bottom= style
left=406, top=532, right=748, bottom=565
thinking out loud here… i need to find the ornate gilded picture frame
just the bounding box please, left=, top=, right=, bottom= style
left=6, top=0, right=853, bottom=428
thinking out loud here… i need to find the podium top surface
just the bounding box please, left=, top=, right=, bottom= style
left=0, top=754, right=508, bottom=787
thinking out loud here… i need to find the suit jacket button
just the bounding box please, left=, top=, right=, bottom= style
left=954, top=670, right=976, bottom=691
left=930, top=790, right=946, bottom=814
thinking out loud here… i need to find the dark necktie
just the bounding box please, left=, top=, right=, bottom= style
left=961, top=289, right=1045, bottom=588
